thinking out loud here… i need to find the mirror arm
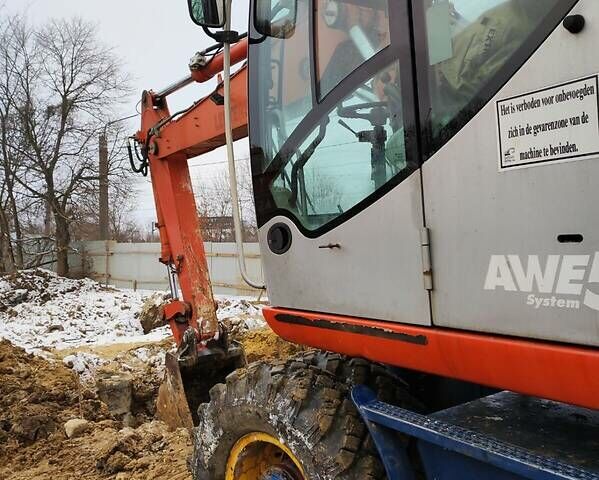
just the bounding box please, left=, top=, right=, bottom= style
left=202, top=26, right=240, bottom=44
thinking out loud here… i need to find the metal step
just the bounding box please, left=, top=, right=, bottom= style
left=352, top=386, right=599, bottom=480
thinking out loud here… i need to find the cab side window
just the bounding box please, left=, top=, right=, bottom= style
left=422, top=0, right=566, bottom=154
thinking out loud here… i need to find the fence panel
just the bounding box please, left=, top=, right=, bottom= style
left=73, top=241, right=264, bottom=296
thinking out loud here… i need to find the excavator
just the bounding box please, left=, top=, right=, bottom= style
left=132, top=0, right=599, bottom=478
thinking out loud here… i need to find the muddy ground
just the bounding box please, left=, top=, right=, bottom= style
left=0, top=328, right=303, bottom=479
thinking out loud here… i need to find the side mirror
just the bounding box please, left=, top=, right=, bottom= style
left=187, top=0, right=226, bottom=28
left=254, top=0, right=297, bottom=39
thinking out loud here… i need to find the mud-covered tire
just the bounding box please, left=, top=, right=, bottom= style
left=190, top=351, right=422, bottom=480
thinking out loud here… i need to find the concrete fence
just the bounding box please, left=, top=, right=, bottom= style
left=68, top=241, right=264, bottom=296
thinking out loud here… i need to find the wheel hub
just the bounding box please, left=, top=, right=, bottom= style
left=225, top=432, right=306, bottom=480
left=261, top=465, right=303, bottom=480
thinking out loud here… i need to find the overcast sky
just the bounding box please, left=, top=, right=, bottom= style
left=4, top=0, right=251, bottom=229
left=3, top=0, right=510, bottom=231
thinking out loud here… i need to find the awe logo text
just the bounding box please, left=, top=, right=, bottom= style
left=484, top=254, right=599, bottom=311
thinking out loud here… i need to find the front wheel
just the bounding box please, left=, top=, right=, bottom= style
left=190, top=352, right=421, bottom=480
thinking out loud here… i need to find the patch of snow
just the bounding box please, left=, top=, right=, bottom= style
left=0, top=269, right=171, bottom=354
left=216, top=296, right=262, bottom=318
left=0, top=269, right=267, bottom=361
left=63, top=352, right=107, bottom=383
left=242, top=315, right=267, bottom=330
left=216, top=296, right=267, bottom=333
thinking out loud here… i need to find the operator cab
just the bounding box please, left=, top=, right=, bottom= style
left=248, top=0, right=566, bottom=237
left=250, top=0, right=415, bottom=235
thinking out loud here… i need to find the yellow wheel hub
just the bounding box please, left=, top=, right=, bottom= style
left=225, top=432, right=306, bottom=480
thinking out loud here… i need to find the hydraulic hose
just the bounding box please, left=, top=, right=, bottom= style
left=223, top=0, right=265, bottom=290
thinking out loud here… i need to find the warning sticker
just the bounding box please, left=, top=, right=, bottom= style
left=497, top=75, right=599, bottom=171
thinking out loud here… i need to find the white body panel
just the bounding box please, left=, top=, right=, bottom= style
left=259, top=171, right=430, bottom=325
left=423, top=0, right=599, bottom=346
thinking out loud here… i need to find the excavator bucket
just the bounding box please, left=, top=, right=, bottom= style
left=157, top=342, right=246, bottom=431
left=157, top=351, right=195, bottom=431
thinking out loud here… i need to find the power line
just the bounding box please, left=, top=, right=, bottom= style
left=188, top=156, right=250, bottom=168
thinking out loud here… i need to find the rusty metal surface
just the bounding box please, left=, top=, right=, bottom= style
left=156, top=344, right=246, bottom=431
left=156, top=352, right=194, bottom=431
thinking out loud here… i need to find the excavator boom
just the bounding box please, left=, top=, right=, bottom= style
left=135, top=39, right=248, bottom=346
left=133, top=38, right=248, bottom=430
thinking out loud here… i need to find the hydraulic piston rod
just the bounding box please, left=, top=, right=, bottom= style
left=156, top=38, right=248, bottom=100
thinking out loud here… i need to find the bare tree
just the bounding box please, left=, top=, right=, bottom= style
left=2, top=16, right=130, bottom=275
left=0, top=14, right=28, bottom=272
left=72, top=165, right=143, bottom=243
left=67, top=122, right=142, bottom=243
left=305, top=168, right=343, bottom=215
left=193, top=158, right=258, bottom=242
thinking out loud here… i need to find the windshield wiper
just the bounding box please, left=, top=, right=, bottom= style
left=289, top=119, right=329, bottom=207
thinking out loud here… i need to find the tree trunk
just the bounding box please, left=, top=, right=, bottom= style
left=0, top=115, right=21, bottom=269
left=44, top=200, right=52, bottom=236
left=0, top=206, right=16, bottom=274
left=7, top=189, right=23, bottom=268
left=0, top=238, right=14, bottom=274
left=54, top=212, right=70, bottom=277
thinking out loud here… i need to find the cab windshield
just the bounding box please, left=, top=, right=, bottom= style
left=249, top=0, right=416, bottom=234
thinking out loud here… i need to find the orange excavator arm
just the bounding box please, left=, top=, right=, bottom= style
left=134, top=38, right=248, bottom=346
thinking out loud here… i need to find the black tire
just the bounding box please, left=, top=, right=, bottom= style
left=190, top=351, right=422, bottom=480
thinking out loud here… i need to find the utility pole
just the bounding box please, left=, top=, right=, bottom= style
left=98, top=133, right=109, bottom=240
left=98, top=113, right=139, bottom=241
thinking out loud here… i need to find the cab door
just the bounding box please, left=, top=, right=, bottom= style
left=250, top=0, right=431, bottom=325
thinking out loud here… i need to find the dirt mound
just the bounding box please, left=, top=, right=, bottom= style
left=55, top=339, right=173, bottom=427
left=1, top=419, right=192, bottom=480
left=237, top=328, right=305, bottom=363
left=0, top=270, right=303, bottom=480
left=0, top=340, right=191, bottom=480
left=0, top=268, right=87, bottom=307
left=94, top=341, right=171, bottom=422
left=138, top=292, right=170, bottom=334
left=0, top=328, right=306, bottom=479
left=0, top=340, right=107, bottom=449
left=94, top=421, right=191, bottom=479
